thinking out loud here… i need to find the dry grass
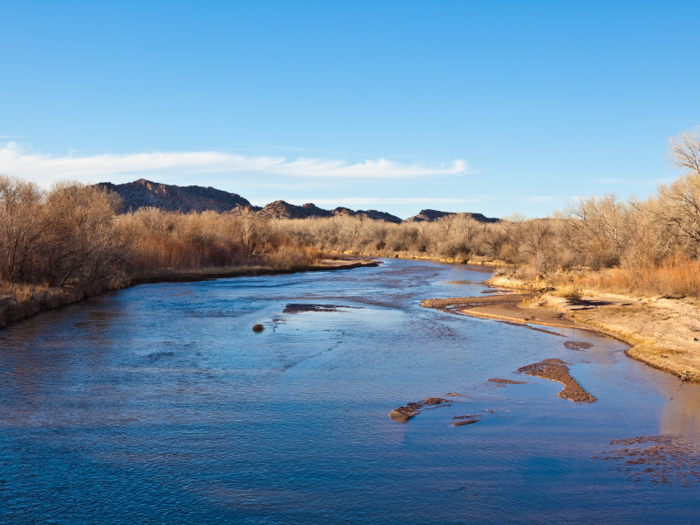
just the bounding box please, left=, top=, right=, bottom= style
left=549, top=255, right=700, bottom=298
left=549, top=284, right=582, bottom=300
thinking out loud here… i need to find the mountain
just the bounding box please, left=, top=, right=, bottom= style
left=95, top=180, right=496, bottom=224
left=330, top=207, right=403, bottom=224
left=228, top=201, right=403, bottom=223
left=96, top=179, right=251, bottom=213
left=404, top=209, right=500, bottom=223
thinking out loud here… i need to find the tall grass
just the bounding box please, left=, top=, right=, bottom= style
left=116, top=209, right=321, bottom=273
left=548, top=255, right=700, bottom=298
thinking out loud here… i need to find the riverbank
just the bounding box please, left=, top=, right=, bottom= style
left=0, top=257, right=379, bottom=329
left=422, top=274, right=700, bottom=384
left=329, top=250, right=509, bottom=267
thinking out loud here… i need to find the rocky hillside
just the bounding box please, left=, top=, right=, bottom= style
left=96, top=179, right=497, bottom=224
left=228, top=201, right=403, bottom=223
left=96, top=179, right=251, bottom=213
left=404, top=209, right=500, bottom=223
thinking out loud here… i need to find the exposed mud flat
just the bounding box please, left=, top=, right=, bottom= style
left=282, top=303, right=362, bottom=314
left=563, top=341, right=593, bottom=351
left=389, top=397, right=451, bottom=422
left=425, top=273, right=700, bottom=383
left=516, top=359, right=597, bottom=403
left=420, top=294, right=584, bottom=331
left=487, top=276, right=700, bottom=383
left=488, top=378, right=527, bottom=385
left=592, top=435, right=700, bottom=486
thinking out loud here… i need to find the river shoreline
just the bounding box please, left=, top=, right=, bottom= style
left=328, top=250, right=509, bottom=267
left=0, top=257, right=379, bottom=330
left=422, top=274, right=700, bottom=384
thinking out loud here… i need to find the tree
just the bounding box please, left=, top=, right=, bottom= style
left=651, top=127, right=700, bottom=245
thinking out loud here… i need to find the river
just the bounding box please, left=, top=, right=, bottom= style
left=1, top=259, right=698, bottom=523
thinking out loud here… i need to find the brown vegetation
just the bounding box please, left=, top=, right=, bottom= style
left=0, top=177, right=321, bottom=327
left=278, top=126, right=700, bottom=299
left=3, top=125, right=700, bottom=329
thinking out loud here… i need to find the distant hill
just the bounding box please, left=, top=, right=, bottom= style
left=404, top=209, right=500, bottom=223
left=96, top=179, right=251, bottom=213
left=228, top=200, right=404, bottom=223
left=96, top=179, right=497, bottom=224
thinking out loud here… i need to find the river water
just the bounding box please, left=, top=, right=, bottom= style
left=1, top=259, right=698, bottom=524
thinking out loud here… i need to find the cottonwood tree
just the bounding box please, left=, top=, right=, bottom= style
left=650, top=127, right=700, bottom=247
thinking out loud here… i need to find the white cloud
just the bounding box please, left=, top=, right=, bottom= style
left=288, top=197, right=485, bottom=206
left=0, top=143, right=283, bottom=183
left=0, top=142, right=469, bottom=185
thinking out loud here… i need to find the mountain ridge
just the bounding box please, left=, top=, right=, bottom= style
left=96, top=179, right=499, bottom=223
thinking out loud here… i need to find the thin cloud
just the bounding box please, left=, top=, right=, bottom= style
left=528, top=196, right=556, bottom=203
left=268, top=158, right=468, bottom=177
left=290, top=197, right=485, bottom=206
left=0, top=143, right=283, bottom=181
left=0, top=143, right=470, bottom=184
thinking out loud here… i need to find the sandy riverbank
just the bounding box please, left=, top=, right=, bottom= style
left=422, top=275, right=700, bottom=384
left=0, top=257, right=379, bottom=330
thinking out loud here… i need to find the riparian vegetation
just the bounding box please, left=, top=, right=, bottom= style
left=1, top=127, right=700, bottom=312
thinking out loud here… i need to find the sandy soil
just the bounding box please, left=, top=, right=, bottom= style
left=421, top=274, right=700, bottom=384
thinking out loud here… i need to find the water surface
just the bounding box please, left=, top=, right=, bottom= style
left=1, top=259, right=698, bottom=523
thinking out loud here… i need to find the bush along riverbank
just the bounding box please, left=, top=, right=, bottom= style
left=0, top=258, right=378, bottom=329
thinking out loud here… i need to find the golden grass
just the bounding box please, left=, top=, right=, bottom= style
left=550, top=255, right=700, bottom=298
left=549, top=284, right=582, bottom=300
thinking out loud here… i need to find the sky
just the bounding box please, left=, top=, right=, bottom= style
left=1, top=0, right=699, bottom=219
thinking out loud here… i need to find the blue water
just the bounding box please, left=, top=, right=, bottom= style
left=1, top=259, right=698, bottom=524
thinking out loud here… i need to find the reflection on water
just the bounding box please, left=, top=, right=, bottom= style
left=0, top=259, right=698, bottom=524
left=661, top=383, right=700, bottom=440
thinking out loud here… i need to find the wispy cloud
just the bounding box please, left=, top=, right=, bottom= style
left=0, top=143, right=469, bottom=184
left=288, top=197, right=485, bottom=206
left=528, top=196, right=556, bottom=203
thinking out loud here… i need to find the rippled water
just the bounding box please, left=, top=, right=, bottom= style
left=1, top=259, right=698, bottom=524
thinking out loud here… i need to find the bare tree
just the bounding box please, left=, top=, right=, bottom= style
left=650, top=127, right=700, bottom=244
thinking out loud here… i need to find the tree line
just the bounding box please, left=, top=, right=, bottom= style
left=2, top=126, right=699, bottom=298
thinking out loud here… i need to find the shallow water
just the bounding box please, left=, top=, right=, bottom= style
left=1, top=259, right=698, bottom=524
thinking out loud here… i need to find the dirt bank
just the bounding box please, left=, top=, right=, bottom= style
left=518, top=288, right=700, bottom=384
left=0, top=258, right=379, bottom=330
left=421, top=274, right=700, bottom=384
left=420, top=293, right=584, bottom=331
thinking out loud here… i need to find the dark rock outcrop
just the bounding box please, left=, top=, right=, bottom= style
left=96, top=179, right=251, bottom=213
left=95, top=179, right=498, bottom=223
left=404, top=209, right=500, bottom=224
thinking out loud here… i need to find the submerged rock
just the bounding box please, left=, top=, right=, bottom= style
left=451, top=414, right=482, bottom=427
left=389, top=398, right=451, bottom=423
left=423, top=397, right=450, bottom=405
left=563, top=341, right=594, bottom=351
left=252, top=324, right=264, bottom=332
left=488, top=378, right=527, bottom=385
left=389, top=405, right=421, bottom=423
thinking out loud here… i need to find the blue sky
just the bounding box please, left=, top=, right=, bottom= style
left=1, top=0, right=699, bottom=219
